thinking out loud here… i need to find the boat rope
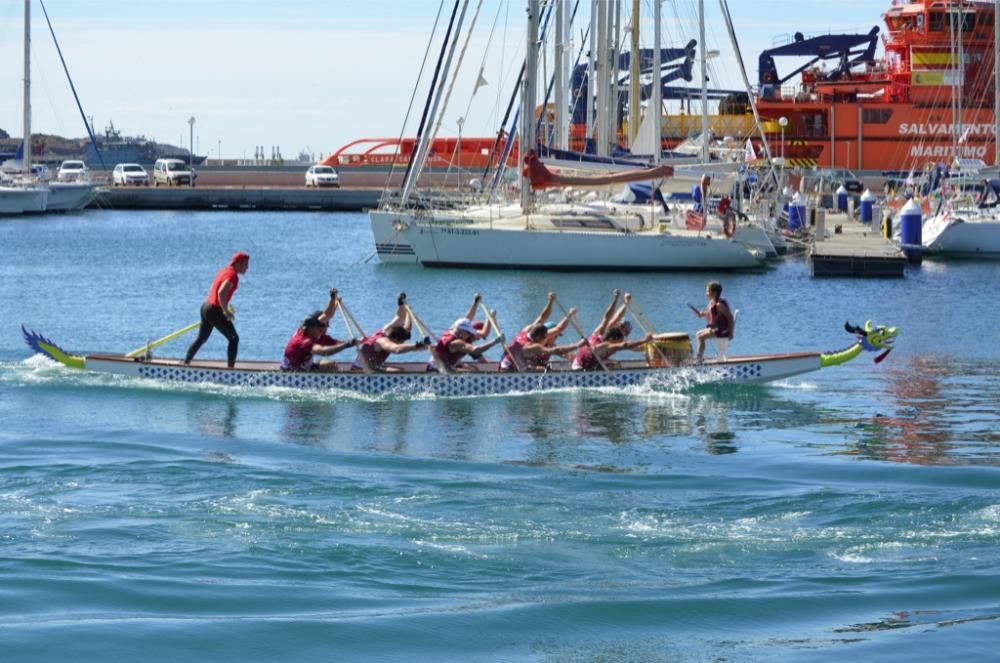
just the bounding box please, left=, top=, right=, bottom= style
left=38, top=0, right=105, bottom=170
left=718, top=0, right=778, bottom=191
left=400, top=0, right=463, bottom=204
left=381, top=0, right=448, bottom=199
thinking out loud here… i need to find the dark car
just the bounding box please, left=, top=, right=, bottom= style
left=807, top=168, right=864, bottom=194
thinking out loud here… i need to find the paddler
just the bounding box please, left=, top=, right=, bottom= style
left=430, top=318, right=505, bottom=373
left=571, top=325, right=652, bottom=371
left=352, top=293, right=431, bottom=372
left=184, top=251, right=249, bottom=368
left=688, top=280, right=734, bottom=362
left=499, top=293, right=583, bottom=371
left=570, top=289, right=632, bottom=370
left=281, top=289, right=357, bottom=372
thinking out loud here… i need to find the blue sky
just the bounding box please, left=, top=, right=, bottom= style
left=0, top=0, right=885, bottom=160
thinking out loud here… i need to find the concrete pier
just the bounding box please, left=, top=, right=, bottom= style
left=809, top=212, right=907, bottom=277
left=92, top=186, right=382, bottom=212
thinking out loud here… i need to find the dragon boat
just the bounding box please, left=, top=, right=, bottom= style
left=21, top=322, right=897, bottom=398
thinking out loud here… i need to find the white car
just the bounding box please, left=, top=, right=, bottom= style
left=112, top=163, right=149, bottom=186
left=57, top=160, right=89, bottom=182
left=305, top=165, right=340, bottom=188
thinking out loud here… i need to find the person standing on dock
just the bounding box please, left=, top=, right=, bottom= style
left=689, top=281, right=734, bottom=362
left=184, top=252, right=249, bottom=368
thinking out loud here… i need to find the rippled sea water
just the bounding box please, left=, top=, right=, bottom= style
left=1, top=210, right=998, bottom=661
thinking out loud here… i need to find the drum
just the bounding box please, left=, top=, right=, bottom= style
left=645, top=333, right=693, bottom=367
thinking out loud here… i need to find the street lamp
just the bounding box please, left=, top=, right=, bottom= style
left=456, top=116, right=464, bottom=190
left=187, top=116, right=196, bottom=187
left=778, top=116, right=788, bottom=170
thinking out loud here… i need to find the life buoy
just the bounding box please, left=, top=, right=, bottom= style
left=722, top=210, right=737, bottom=238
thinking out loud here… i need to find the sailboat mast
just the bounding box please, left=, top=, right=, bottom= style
left=699, top=0, right=709, bottom=163
left=554, top=0, right=567, bottom=150
left=587, top=0, right=597, bottom=148
left=653, top=0, right=662, bottom=164
left=522, top=0, right=540, bottom=213
left=23, top=0, right=32, bottom=174
left=595, top=1, right=609, bottom=155
left=628, top=0, right=640, bottom=145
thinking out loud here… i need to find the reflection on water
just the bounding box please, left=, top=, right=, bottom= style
left=850, top=356, right=1000, bottom=467
left=280, top=401, right=339, bottom=448
left=188, top=398, right=239, bottom=439
left=245, top=357, right=1000, bottom=467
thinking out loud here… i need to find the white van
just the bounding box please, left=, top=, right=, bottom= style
left=57, top=160, right=89, bottom=182
left=153, top=158, right=192, bottom=186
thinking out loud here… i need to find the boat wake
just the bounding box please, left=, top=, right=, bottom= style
left=10, top=353, right=770, bottom=404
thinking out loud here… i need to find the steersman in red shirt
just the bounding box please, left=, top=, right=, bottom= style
left=185, top=252, right=249, bottom=368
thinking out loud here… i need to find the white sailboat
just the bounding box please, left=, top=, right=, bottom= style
left=918, top=4, right=1000, bottom=258
left=14, top=0, right=96, bottom=214
left=369, top=0, right=765, bottom=271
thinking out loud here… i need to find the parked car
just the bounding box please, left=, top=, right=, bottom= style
left=153, top=158, right=192, bottom=186
left=57, top=160, right=88, bottom=182
left=808, top=168, right=864, bottom=194
left=305, top=165, right=340, bottom=188
left=112, top=163, right=149, bottom=186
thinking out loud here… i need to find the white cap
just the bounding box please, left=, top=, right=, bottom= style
left=452, top=318, right=477, bottom=336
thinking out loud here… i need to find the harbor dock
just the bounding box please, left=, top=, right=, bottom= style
left=92, top=186, right=382, bottom=212
left=809, top=211, right=907, bottom=277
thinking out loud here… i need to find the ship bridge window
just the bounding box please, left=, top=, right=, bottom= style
left=862, top=108, right=893, bottom=125
left=929, top=12, right=943, bottom=32
left=804, top=113, right=826, bottom=137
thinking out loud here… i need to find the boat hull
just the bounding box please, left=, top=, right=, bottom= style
left=923, top=215, right=1000, bottom=257
left=84, top=353, right=823, bottom=397
left=369, top=210, right=766, bottom=270
left=45, top=182, right=98, bottom=212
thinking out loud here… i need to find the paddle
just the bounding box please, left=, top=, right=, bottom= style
left=403, top=301, right=451, bottom=374
left=335, top=296, right=372, bottom=373
left=124, top=306, right=235, bottom=358
left=403, top=303, right=437, bottom=343
left=554, top=297, right=609, bottom=372
left=624, top=298, right=671, bottom=367
left=478, top=300, right=524, bottom=372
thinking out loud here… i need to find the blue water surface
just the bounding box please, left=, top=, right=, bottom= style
left=1, top=210, right=998, bottom=662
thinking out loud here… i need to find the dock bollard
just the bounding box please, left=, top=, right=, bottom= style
left=882, top=209, right=893, bottom=239
left=860, top=190, right=876, bottom=223
left=847, top=197, right=855, bottom=220
left=815, top=208, right=826, bottom=241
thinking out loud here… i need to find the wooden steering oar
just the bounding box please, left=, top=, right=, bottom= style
left=478, top=300, right=524, bottom=372
left=125, top=306, right=235, bottom=358
left=554, top=297, right=609, bottom=372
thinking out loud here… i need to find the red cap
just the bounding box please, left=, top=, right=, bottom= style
left=472, top=320, right=485, bottom=330
left=230, top=251, right=250, bottom=265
